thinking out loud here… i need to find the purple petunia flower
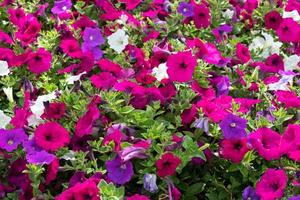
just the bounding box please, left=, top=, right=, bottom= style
left=82, top=44, right=103, bottom=60
left=26, top=150, right=55, bottom=165
left=216, top=75, right=230, bottom=96
left=177, top=2, right=194, bottom=17
left=83, top=27, right=105, bottom=48
left=143, top=174, right=158, bottom=193
left=0, top=129, right=28, bottom=152
left=51, top=0, right=72, bottom=15
left=219, top=114, right=247, bottom=139
left=105, top=156, right=133, bottom=185
left=289, top=195, right=300, bottom=200
left=24, top=139, right=55, bottom=165
left=242, top=186, right=260, bottom=200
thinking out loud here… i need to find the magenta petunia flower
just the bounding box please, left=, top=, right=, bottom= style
left=262, top=54, right=284, bottom=73
left=103, top=129, right=125, bottom=152
left=219, top=114, right=247, bottom=139
left=236, top=43, right=251, bottom=63
left=177, top=2, right=194, bottom=17
left=0, top=128, right=27, bottom=152
left=276, top=18, right=300, bottom=43
left=212, top=24, right=232, bottom=43
left=75, top=104, right=100, bottom=137
left=282, top=124, right=300, bottom=162
left=248, top=127, right=282, bottom=160
left=60, top=39, right=83, bottom=58
left=127, top=194, right=150, bottom=200
left=220, top=138, right=249, bottom=163
left=90, top=72, right=117, bottom=90
left=264, top=10, right=282, bottom=30
left=106, top=156, right=134, bottom=185
left=42, top=102, right=66, bottom=120
left=26, top=48, right=52, bottom=74
left=34, top=122, right=70, bottom=151
left=166, top=51, right=197, bottom=82
left=276, top=90, right=300, bottom=108
left=119, top=0, right=141, bottom=10
left=256, top=169, right=288, bottom=200
left=15, top=15, right=42, bottom=45
left=156, top=152, right=181, bottom=178
left=193, top=4, right=211, bottom=29
left=51, top=0, right=72, bottom=15
left=8, top=8, right=26, bottom=26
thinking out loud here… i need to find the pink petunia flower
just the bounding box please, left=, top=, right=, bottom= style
left=276, top=18, right=300, bottom=43
left=166, top=51, right=197, bottom=82
left=156, top=152, right=181, bottom=178
left=193, top=4, right=211, bottom=29
left=276, top=90, right=300, bottom=108
left=220, top=138, right=249, bottom=163
left=26, top=48, right=52, bottom=74
left=236, top=43, right=251, bottom=63
left=256, top=169, right=288, bottom=200
left=248, top=127, right=282, bottom=160
left=34, top=122, right=70, bottom=151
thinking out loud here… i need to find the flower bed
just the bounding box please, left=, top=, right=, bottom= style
left=0, top=0, right=300, bottom=199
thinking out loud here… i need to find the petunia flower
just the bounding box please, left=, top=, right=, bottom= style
left=118, top=146, right=148, bottom=162
left=248, top=127, right=282, bottom=160
left=220, top=138, right=249, bottom=163
left=103, top=129, right=125, bottom=152
left=105, top=156, right=134, bottom=185
left=212, top=24, right=232, bottom=43
left=0, top=110, right=11, bottom=129
left=256, top=169, right=288, bottom=200
left=42, top=102, right=66, bottom=120
left=283, top=10, right=300, bottom=21
left=276, top=90, right=300, bottom=108
left=264, top=10, right=282, bottom=30
left=0, top=60, right=10, bottom=76
left=166, top=51, right=197, bottom=82
left=177, top=2, right=194, bottom=17
left=60, top=39, right=83, bottom=58
left=26, top=150, right=55, bottom=165
left=156, top=152, right=181, bottom=178
left=152, top=63, right=169, bottom=81
left=107, top=29, right=129, bottom=54
left=45, top=158, right=59, bottom=185
left=242, top=186, right=260, bottom=200
left=127, top=194, right=150, bottom=200
left=90, top=72, right=117, bottom=90
left=51, top=0, right=72, bottom=15
left=236, top=43, right=251, bottom=63
left=26, top=48, right=52, bottom=74
left=143, top=174, right=158, bottom=193
left=219, top=114, right=247, bottom=139
left=283, top=54, right=300, bottom=71
left=276, top=18, right=300, bottom=43
left=0, top=129, right=27, bottom=152
left=34, top=122, right=70, bottom=151
left=119, top=0, right=142, bottom=10
left=193, top=4, right=211, bottom=29
left=75, top=104, right=100, bottom=137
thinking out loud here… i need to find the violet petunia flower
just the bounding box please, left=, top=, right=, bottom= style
left=193, top=117, right=209, bottom=133
left=83, top=27, right=105, bottom=47
left=289, top=195, right=300, bottom=200
left=216, top=75, right=230, bottom=96
left=26, top=150, right=55, bottom=165
left=0, top=129, right=28, bottom=152
left=51, top=0, right=72, bottom=15
left=219, top=114, right=247, bottom=139
left=24, top=139, right=55, bottom=165
left=242, top=186, right=260, bottom=200
left=212, top=24, right=232, bottom=43
left=105, top=156, right=134, bottom=185
left=177, top=2, right=194, bottom=17
left=144, top=174, right=158, bottom=193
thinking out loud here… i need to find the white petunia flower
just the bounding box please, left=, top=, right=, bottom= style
left=284, top=55, right=300, bottom=71
left=222, top=9, right=234, bottom=19
left=0, top=110, right=11, bottom=128
left=0, top=60, right=10, bottom=76
left=152, top=63, right=169, bottom=81
left=107, top=29, right=129, bottom=54
left=283, top=10, right=300, bottom=21
left=116, top=14, right=128, bottom=25
left=249, top=32, right=282, bottom=58
left=66, top=72, right=86, bottom=85
left=3, top=87, right=13, bottom=102
left=30, top=91, right=57, bottom=126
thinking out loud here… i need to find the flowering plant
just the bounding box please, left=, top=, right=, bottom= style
left=0, top=0, right=300, bottom=199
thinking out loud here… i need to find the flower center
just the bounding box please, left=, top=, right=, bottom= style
left=183, top=8, right=187, bottom=12
left=230, top=123, right=236, bottom=128
left=89, top=36, right=94, bottom=41
left=62, top=6, right=67, bottom=11
left=7, top=139, right=14, bottom=145
left=120, top=164, right=127, bottom=169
